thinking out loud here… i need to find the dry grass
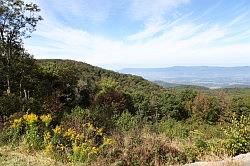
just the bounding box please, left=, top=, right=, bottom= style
left=0, top=146, right=63, bottom=166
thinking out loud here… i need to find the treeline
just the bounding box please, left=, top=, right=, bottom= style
left=1, top=58, right=249, bottom=124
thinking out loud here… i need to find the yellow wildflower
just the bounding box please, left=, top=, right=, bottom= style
left=86, top=123, right=95, bottom=131
left=87, top=139, right=93, bottom=144
left=91, top=147, right=98, bottom=154
left=96, top=128, right=103, bottom=136
left=72, top=144, right=80, bottom=153
left=86, top=146, right=91, bottom=151
left=103, top=137, right=113, bottom=145
left=40, top=114, right=52, bottom=127
left=64, top=128, right=76, bottom=140
left=43, top=131, right=51, bottom=143
left=23, top=113, right=38, bottom=125
left=60, top=144, right=66, bottom=151
left=74, top=133, right=85, bottom=143
left=53, top=125, right=61, bottom=134
left=11, top=118, right=22, bottom=128
left=44, top=143, right=53, bottom=155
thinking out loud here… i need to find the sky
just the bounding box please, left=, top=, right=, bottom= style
left=23, top=0, right=250, bottom=70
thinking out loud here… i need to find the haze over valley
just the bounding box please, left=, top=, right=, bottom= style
left=120, top=66, right=250, bottom=88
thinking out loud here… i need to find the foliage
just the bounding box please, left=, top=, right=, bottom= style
left=224, top=115, right=250, bottom=156
left=156, top=118, right=189, bottom=140
left=114, top=111, right=139, bottom=132
left=159, top=92, right=189, bottom=120
left=191, top=93, right=223, bottom=123
left=230, top=97, right=250, bottom=119
left=7, top=113, right=112, bottom=164
left=0, top=94, right=22, bottom=118
left=0, top=0, right=42, bottom=95
left=103, top=128, right=187, bottom=165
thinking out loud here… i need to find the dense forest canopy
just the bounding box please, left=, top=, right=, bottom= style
left=0, top=0, right=249, bottom=165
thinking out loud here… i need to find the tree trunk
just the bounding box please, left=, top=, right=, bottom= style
left=6, top=76, right=10, bottom=95
left=6, top=39, right=11, bottom=95
left=24, top=89, right=27, bottom=99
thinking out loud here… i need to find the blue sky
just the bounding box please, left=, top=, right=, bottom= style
left=23, top=0, right=250, bottom=69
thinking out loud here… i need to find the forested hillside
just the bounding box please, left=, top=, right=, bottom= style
left=0, top=0, right=249, bottom=165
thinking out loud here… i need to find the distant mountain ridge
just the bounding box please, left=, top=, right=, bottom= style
left=120, top=66, right=250, bottom=88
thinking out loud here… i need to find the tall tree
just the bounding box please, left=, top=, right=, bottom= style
left=0, top=0, right=42, bottom=94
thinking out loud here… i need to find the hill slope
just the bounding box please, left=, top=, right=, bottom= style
left=37, top=59, right=165, bottom=95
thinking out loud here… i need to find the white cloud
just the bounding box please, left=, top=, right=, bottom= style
left=127, top=0, right=191, bottom=40
left=23, top=0, right=250, bottom=69
left=227, top=11, right=249, bottom=27
left=127, top=12, right=192, bottom=41
left=25, top=18, right=250, bottom=69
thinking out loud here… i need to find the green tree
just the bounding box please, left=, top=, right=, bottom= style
left=230, top=97, right=250, bottom=119
left=159, top=92, right=189, bottom=121
left=0, top=0, right=42, bottom=94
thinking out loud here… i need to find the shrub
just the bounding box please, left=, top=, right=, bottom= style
left=104, top=129, right=187, bottom=165
left=195, top=138, right=208, bottom=150
left=182, top=146, right=198, bottom=162
left=230, top=97, right=250, bottom=119
left=156, top=118, right=189, bottom=140
left=159, top=92, right=188, bottom=121
left=7, top=113, right=113, bottom=164
left=61, top=106, right=91, bottom=133
left=224, top=115, right=250, bottom=156
left=23, top=113, right=43, bottom=150
left=0, top=95, right=22, bottom=118
left=64, top=123, right=112, bottom=163
left=114, top=111, right=139, bottom=132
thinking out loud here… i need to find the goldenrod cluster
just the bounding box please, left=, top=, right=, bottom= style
left=75, top=133, right=85, bottom=143
left=10, top=113, right=113, bottom=163
left=11, top=118, right=22, bottom=128
left=44, top=143, right=53, bottom=155
left=96, top=128, right=103, bottom=136
left=60, top=143, right=66, bottom=151
left=103, top=137, right=113, bottom=146
left=43, top=131, right=51, bottom=143
left=64, top=128, right=77, bottom=140
left=53, top=125, right=61, bottom=134
left=70, top=142, right=99, bottom=162
left=63, top=124, right=109, bottom=162
left=85, top=123, right=95, bottom=131
left=23, top=113, right=38, bottom=125
left=91, top=146, right=98, bottom=154
left=40, top=114, right=52, bottom=127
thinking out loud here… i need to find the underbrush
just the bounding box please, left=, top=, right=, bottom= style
left=0, top=109, right=249, bottom=165
left=88, top=129, right=187, bottom=165
left=153, top=116, right=250, bottom=162
left=0, top=112, right=112, bottom=164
